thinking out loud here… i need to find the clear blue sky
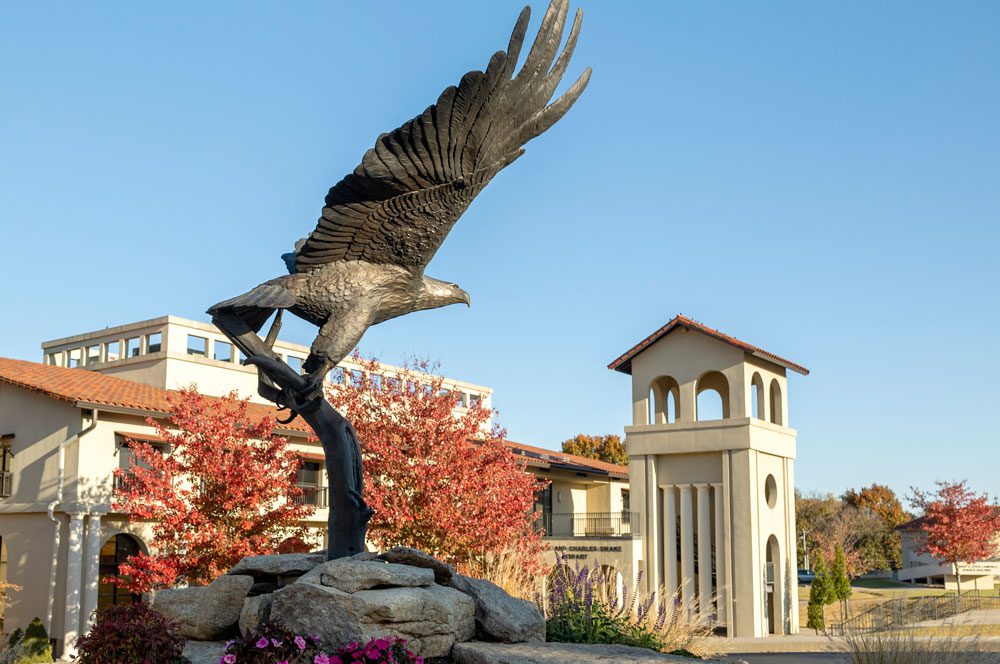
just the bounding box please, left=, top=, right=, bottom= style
left=2, top=1, right=998, bottom=502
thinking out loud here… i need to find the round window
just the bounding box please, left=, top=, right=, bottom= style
left=764, top=474, right=778, bottom=508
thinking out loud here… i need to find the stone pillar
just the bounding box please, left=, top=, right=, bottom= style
left=679, top=485, right=695, bottom=612
left=81, top=514, right=103, bottom=636
left=62, top=512, right=85, bottom=658
left=696, top=484, right=712, bottom=618
left=663, top=485, right=677, bottom=597
left=712, top=483, right=726, bottom=626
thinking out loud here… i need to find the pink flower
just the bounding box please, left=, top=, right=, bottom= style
left=256, top=637, right=269, bottom=649
left=373, top=638, right=389, bottom=650
left=295, top=635, right=308, bottom=650
left=313, top=654, right=331, bottom=664
left=272, top=638, right=284, bottom=647
left=220, top=655, right=236, bottom=664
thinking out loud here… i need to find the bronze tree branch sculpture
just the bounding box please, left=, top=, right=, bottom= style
left=209, top=0, right=590, bottom=559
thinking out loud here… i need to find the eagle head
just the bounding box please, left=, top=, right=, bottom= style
left=418, top=276, right=471, bottom=311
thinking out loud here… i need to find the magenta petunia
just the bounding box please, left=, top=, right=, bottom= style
left=295, top=635, right=308, bottom=650
left=255, top=637, right=269, bottom=649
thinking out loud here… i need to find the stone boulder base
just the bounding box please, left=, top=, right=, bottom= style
left=228, top=552, right=326, bottom=578
left=271, top=572, right=474, bottom=658
left=181, top=640, right=227, bottom=664
left=319, top=558, right=435, bottom=594
left=153, top=574, right=253, bottom=640
left=239, top=594, right=273, bottom=636
left=449, top=574, right=545, bottom=643
left=378, top=546, right=455, bottom=585
left=452, top=642, right=697, bottom=664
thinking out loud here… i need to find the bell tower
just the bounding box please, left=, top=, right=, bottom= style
left=608, top=315, right=809, bottom=638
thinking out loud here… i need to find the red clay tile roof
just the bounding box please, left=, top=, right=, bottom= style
left=503, top=439, right=629, bottom=479
left=0, top=356, right=312, bottom=434
left=0, top=357, right=629, bottom=478
left=607, top=314, right=809, bottom=376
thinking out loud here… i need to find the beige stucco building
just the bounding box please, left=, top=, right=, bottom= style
left=609, top=315, right=808, bottom=638
left=896, top=510, right=1000, bottom=591
left=0, top=315, right=633, bottom=657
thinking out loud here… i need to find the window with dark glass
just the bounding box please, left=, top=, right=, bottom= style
left=0, top=445, right=12, bottom=498
left=126, top=337, right=141, bottom=358
left=146, top=332, right=162, bottom=354
left=98, top=535, right=142, bottom=609
left=296, top=460, right=324, bottom=507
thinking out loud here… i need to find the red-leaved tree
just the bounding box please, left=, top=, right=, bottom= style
left=908, top=480, right=1000, bottom=596
left=112, top=388, right=314, bottom=591
left=327, top=356, right=547, bottom=578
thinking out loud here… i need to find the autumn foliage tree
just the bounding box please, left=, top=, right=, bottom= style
left=560, top=434, right=628, bottom=466
left=908, top=480, right=1000, bottom=596
left=843, top=483, right=908, bottom=570
left=112, top=388, right=314, bottom=591
left=327, top=356, right=546, bottom=577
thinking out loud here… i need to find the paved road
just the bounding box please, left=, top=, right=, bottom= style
left=719, top=654, right=847, bottom=664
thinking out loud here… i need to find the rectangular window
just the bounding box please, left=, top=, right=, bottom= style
left=1, top=444, right=13, bottom=498
left=351, top=370, right=363, bottom=387
left=287, top=356, right=303, bottom=374
left=126, top=337, right=141, bottom=358
left=469, top=393, right=480, bottom=407
left=327, top=367, right=344, bottom=384
left=104, top=341, right=120, bottom=362
left=372, top=374, right=383, bottom=390
left=186, top=335, right=207, bottom=357
left=214, top=341, right=233, bottom=362
left=67, top=348, right=82, bottom=368
left=86, top=345, right=101, bottom=364
left=146, top=332, right=162, bottom=354
left=239, top=350, right=247, bottom=364
left=46, top=352, right=62, bottom=366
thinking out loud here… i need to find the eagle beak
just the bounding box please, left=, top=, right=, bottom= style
left=461, top=290, right=471, bottom=307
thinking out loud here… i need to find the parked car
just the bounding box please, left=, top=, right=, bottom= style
left=798, top=569, right=816, bottom=584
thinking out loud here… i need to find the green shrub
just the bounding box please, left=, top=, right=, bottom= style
left=807, top=554, right=831, bottom=633
left=6, top=618, right=52, bottom=664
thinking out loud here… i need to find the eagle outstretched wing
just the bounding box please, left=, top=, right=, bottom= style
left=294, top=0, right=590, bottom=274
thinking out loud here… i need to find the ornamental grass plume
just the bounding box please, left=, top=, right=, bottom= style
left=839, top=627, right=991, bottom=664
left=540, top=553, right=715, bottom=657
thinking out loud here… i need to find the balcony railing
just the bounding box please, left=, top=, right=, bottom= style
left=295, top=486, right=328, bottom=508
left=0, top=471, right=11, bottom=498
left=112, top=473, right=134, bottom=494
left=536, top=511, right=639, bottom=539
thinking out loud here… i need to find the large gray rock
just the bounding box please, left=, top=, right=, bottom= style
left=239, top=593, right=273, bottom=635
left=228, top=552, right=325, bottom=578
left=318, top=558, right=435, bottom=593
left=153, top=574, right=253, bottom=640
left=271, top=575, right=474, bottom=657
left=452, top=641, right=696, bottom=664
left=450, top=574, right=545, bottom=643
left=378, top=547, right=455, bottom=585
left=181, top=640, right=228, bottom=664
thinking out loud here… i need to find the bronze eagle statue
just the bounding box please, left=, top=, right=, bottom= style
left=209, top=0, right=590, bottom=403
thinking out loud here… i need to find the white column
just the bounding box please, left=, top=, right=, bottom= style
left=645, top=459, right=660, bottom=592
left=662, top=485, right=677, bottom=597
left=679, top=485, right=695, bottom=613
left=81, top=514, right=103, bottom=635
left=62, top=512, right=85, bottom=658
left=696, top=484, right=712, bottom=618
left=712, top=483, right=726, bottom=626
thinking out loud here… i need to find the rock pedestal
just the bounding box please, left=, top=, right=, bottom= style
left=271, top=558, right=474, bottom=658
left=171, top=549, right=548, bottom=660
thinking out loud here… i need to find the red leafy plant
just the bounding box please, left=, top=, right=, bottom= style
left=909, top=479, right=1000, bottom=596
left=327, top=356, right=547, bottom=578
left=75, top=602, right=186, bottom=664
left=112, top=388, right=315, bottom=591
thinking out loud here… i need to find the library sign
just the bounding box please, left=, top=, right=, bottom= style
left=553, top=544, right=624, bottom=561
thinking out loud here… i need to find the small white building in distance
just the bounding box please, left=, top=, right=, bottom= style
left=609, top=315, right=809, bottom=638
left=897, top=509, right=1000, bottom=591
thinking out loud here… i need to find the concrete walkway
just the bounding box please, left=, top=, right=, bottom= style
left=913, top=608, right=1000, bottom=627
left=707, top=632, right=1000, bottom=654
